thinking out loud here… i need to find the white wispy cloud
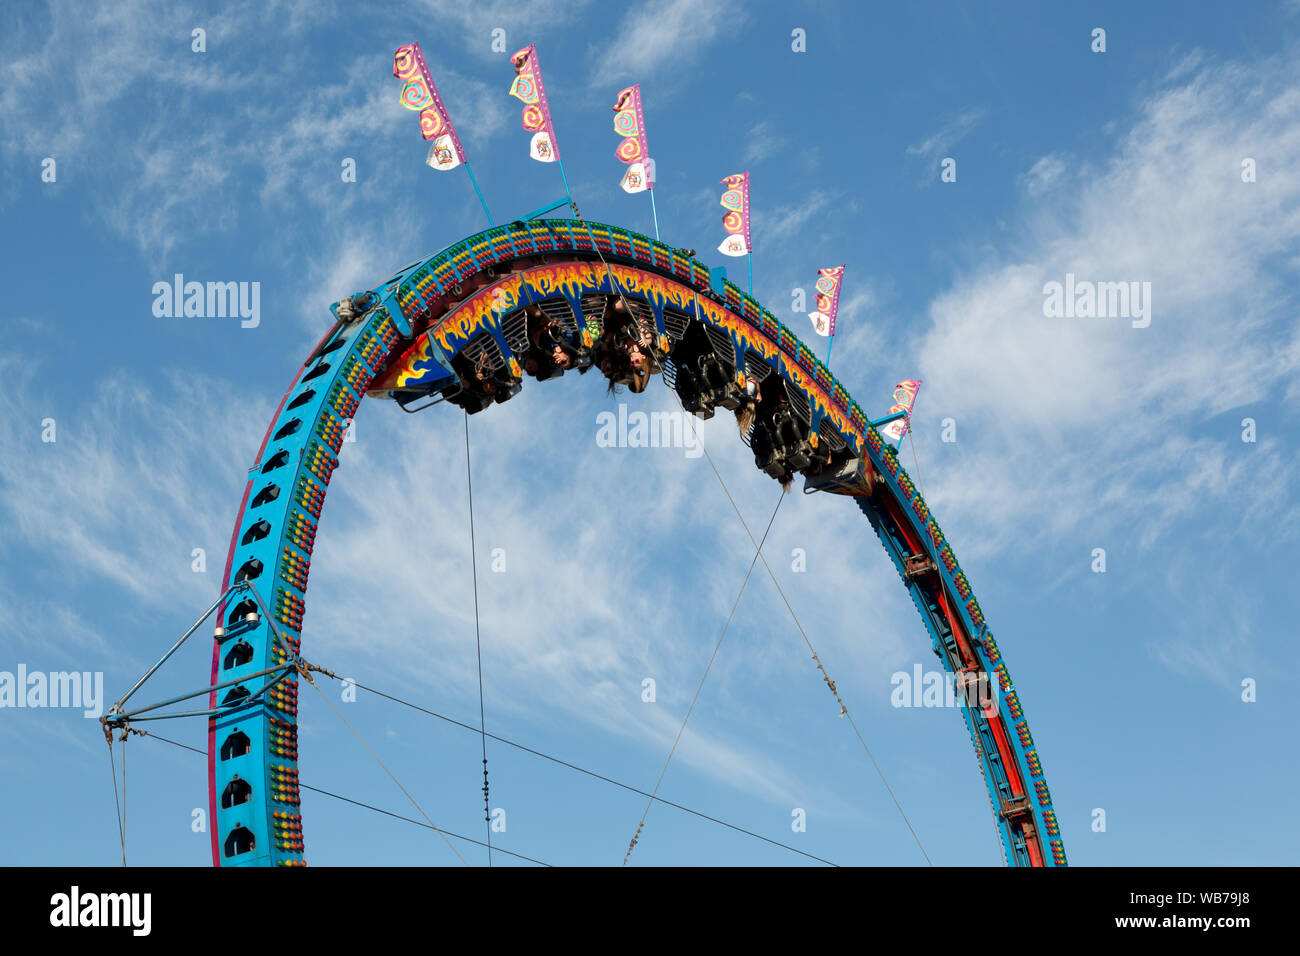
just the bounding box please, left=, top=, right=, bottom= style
left=0, top=2, right=275, bottom=161
left=1020, top=153, right=1067, bottom=196
left=753, top=188, right=836, bottom=248
left=905, top=107, right=986, bottom=166
left=410, top=0, right=594, bottom=57
left=899, top=50, right=1300, bottom=689
left=590, top=0, right=741, bottom=87
left=743, top=120, right=776, bottom=165
left=0, top=2, right=507, bottom=288
left=0, top=358, right=267, bottom=611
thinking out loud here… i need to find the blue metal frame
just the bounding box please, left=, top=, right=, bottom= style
left=206, top=218, right=1065, bottom=867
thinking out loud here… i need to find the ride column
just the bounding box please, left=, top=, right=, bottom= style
left=208, top=302, right=405, bottom=867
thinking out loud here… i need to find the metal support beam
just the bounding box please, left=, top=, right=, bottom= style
left=519, top=196, right=572, bottom=221
left=110, top=582, right=249, bottom=715
left=868, top=410, right=909, bottom=428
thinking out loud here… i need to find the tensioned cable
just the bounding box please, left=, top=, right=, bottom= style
left=117, top=669, right=835, bottom=865
left=129, top=729, right=206, bottom=756
left=906, top=423, right=928, bottom=503
left=315, top=678, right=837, bottom=866
left=106, top=741, right=126, bottom=866
left=680, top=404, right=934, bottom=866
left=303, top=675, right=470, bottom=866
left=463, top=410, right=493, bottom=866
left=122, top=735, right=128, bottom=864
left=124, top=730, right=549, bottom=866
left=622, top=490, right=785, bottom=866
left=142, top=719, right=834, bottom=865
left=298, top=784, right=548, bottom=866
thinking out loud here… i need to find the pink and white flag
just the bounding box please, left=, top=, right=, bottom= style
left=807, top=265, right=845, bottom=336
left=393, top=42, right=467, bottom=172
left=509, top=43, right=560, bottom=163
left=717, top=172, right=750, bottom=257
left=613, top=85, right=654, bottom=193
left=881, top=379, right=922, bottom=446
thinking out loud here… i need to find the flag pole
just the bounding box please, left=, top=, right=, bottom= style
left=747, top=172, right=752, bottom=294
left=464, top=162, right=494, bottom=226
left=825, top=333, right=834, bottom=368
left=558, top=158, right=574, bottom=206
left=648, top=187, right=661, bottom=241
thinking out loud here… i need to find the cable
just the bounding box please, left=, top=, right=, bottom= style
left=323, top=678, right=838, bottom=866
left=123, top=730, right=548, bottom=866
left=122, top=733, right=127, bottom=865
left=907, top=426, right=927, bottom=503
left=680, top=398, right=934, bottom=866
left=463, top=410, right=493, bottom=865
left=299, top=785, right=549, bottom=867
left=106, top=741, right=126, bottom=867
left=137, top=730, right=205, bottom=756
left=134, top=690, right=837, bottom=865
left=303, top=675, right=470, bottom=866
left=622, top=491, right=785, bottom=866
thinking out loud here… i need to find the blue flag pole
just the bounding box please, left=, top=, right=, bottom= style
left=558, top=157, right=574, bottom=207
left=463, top=162, right=494, bottom=226
left=747, top=252, right=753, bottom=296
left=648, top=187, right=661, bottom=241
left=825, top=332, right=834, bottom=367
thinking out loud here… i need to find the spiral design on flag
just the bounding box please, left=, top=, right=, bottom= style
left=720, top=189, right=743, bottom=212
left=815, top=275, right=837, bottom=295
left=511, top=75, right=538, bottom=104
left=521, top=104, right=545, bottom=132
left=400, top=79, right=431, bottom=111
left=616, top=137, right=643, bottom=163
left=393, top=46, right=418, bottom=80
left=722, top=210, right=743, bottom=233
left=419, top=108, right=445, bottom=139
left=614, top=109, right=639, bottom=137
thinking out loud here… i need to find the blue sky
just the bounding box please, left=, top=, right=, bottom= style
left=1, top=0, right=1298, bottom=866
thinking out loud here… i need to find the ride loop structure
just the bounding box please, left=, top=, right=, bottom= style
left=200, top=217, right=1066, bottom=868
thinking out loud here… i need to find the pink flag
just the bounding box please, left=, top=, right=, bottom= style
left=717, top=172, right=750, bottom=257
left=393, top=42, right=467, bottom=171
left=881, top=380, right=922, bottom=446
left=509, top=44, right=560, bottom=163
left=807, top=265, right=845, bottom=337
left=612, top=85, right=653, bottom=193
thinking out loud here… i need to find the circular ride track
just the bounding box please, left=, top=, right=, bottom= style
left=205, top=218, right=1066, bottom=867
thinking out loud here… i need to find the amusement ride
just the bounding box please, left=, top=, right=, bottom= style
left=100, top=39, right=1066, bottom=869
